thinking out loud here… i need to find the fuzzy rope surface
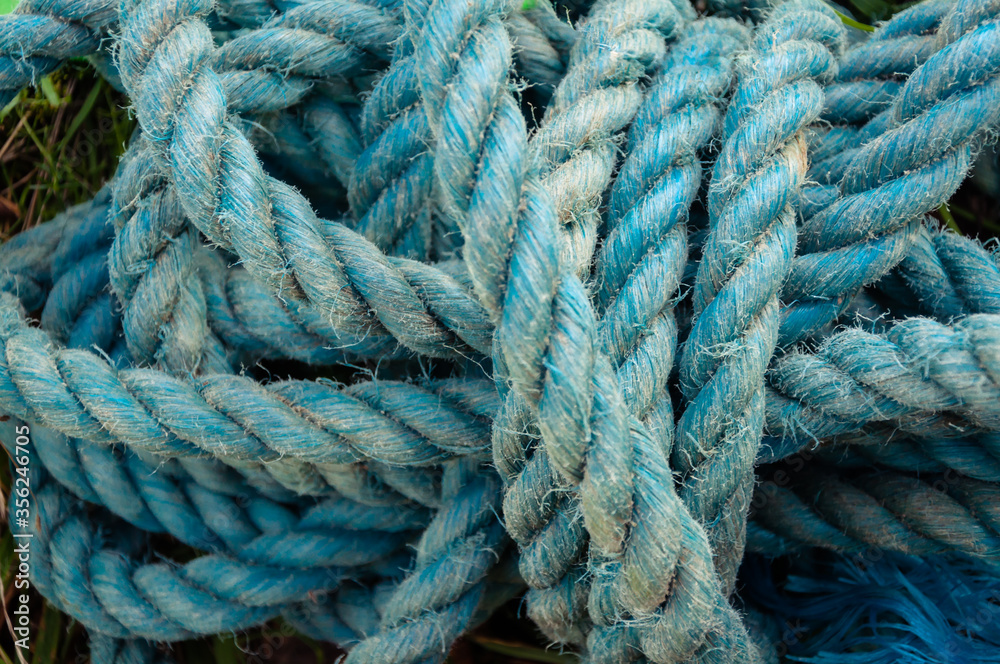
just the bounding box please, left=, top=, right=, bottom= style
left=782, top=1, right=1000, bottom=344
left=676, top=0, right=845, bottom=591
left=5, top=0, right=1000, bottom=661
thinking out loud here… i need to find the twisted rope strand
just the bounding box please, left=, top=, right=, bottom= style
left=7, top=0, right=1000, bottom=658
left=23, top=422, right=429, bottom=561
left=801, top=0, right=955, bottom=218
left=111, top=0, right=499, bottom=360
left=676, top=0, right=845, bottom=590
left=107, top=0, right=399, bottom=372
left=822, top=0, right=953, bottom=127
left=0, top=190, right=112, bottom=311
left=765, top=314, right=1000, bottom=451
left=0, top=0, right=115, bottom=105
left=748, top=467, right=1000, bottom=562
left=108, top=0, right=569, bottom=367
left=781, top=0, right=1000, bottom=344
left=15, top=200, right=1000, bottom=498
left=876, top=223, right=1000, bottom=319
left=815, top=431, right=1000, bottom=483
left=0, top=292, right=502, bottom=500
left=109, top=138, right=231, bottom=375
left=526, top=0, right=696, bottom=271
left=411, top=0, right=757, bottom=658
left=344, top=461, right=507, bottom=664
left=7, top=473, right=349, bottom=641
left=595, top=18, right=750, bottom=449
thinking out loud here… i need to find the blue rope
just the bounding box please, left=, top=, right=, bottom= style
left=677, top=0, right=845, bottom=591
left=813, top=431, right=1000, bottom=483
left=821, top=0, right=953, bottom=126
left=5, top=0, right=1000, bottom=661
left=763, top=313, right=1000, bottom=461
left=877, top=224, right=1000, bottom=318
left=5, top=471, right=348, bottom=640
left=747, top=464, right=1000, bottom=561
left=782, top=3, right=1000, bottom=344
left=743, top=551, right=1000, bottom=663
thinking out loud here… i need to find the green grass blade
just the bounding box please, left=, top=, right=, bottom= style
left=938, top=203, right=964, bottom=235
left=18, top=117, right=55, bottom=171
left=0, top=91, right=21, bottom=122
left=213, top=634, right=245, bottom=664
left=30, top=604, right=62, bottom=664
left=468, top=636, right=578, bottom=663
left=38, top=77, right=61, bottom=108
left=0, top=643, right=19, bottom=664
left=59, top=80, right=103, bottom=154
left=833, top=9, right=876, bottom=32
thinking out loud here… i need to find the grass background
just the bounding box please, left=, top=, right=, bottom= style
left=0, top=64, right=134, bottom=240
left=1, top=0, right=998, bottom=662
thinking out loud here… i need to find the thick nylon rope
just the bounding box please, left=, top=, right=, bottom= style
left=33, top=215, right=1000, bottom=499
left=5, top=215, right=990, bottom=516
left=5, top=217, right=999, bottom=495
left=876, top=223, right=1000, bottom=319
left=813, top=431, right=1000, bottom=483
left=5, top=0, right=1000, bottom=661
left=6, top=470, right=350, bottom=640
left=406, top=0, right=759, bottom=658
left=23, top=424, right=428, bottom=556
left=1, top=176, right=1000, bottom=660
left=782, top=2, right=1000, bottom=343
left=677, top=0, right=845, bottom=592
left=764, top=314, right=1000, bottom=458
left=748, top=466, right=1000, bottom=562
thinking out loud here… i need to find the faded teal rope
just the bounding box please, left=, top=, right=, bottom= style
left=5, top=0, right=1000, bottom=662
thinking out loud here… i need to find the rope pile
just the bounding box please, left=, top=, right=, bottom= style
left=2, top=0, right=1000, bottom=660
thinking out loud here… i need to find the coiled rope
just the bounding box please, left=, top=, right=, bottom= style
left=3, top=0, right=1000, bottom=662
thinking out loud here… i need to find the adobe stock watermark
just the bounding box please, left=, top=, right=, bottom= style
left=7, top=423, right=33, bottom=660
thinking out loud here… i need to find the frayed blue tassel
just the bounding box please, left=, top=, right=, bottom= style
left=744, top=552, right=1000, bottom=663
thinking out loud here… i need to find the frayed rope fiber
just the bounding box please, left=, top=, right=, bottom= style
left=3, top=0, right=1000, bottom=662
